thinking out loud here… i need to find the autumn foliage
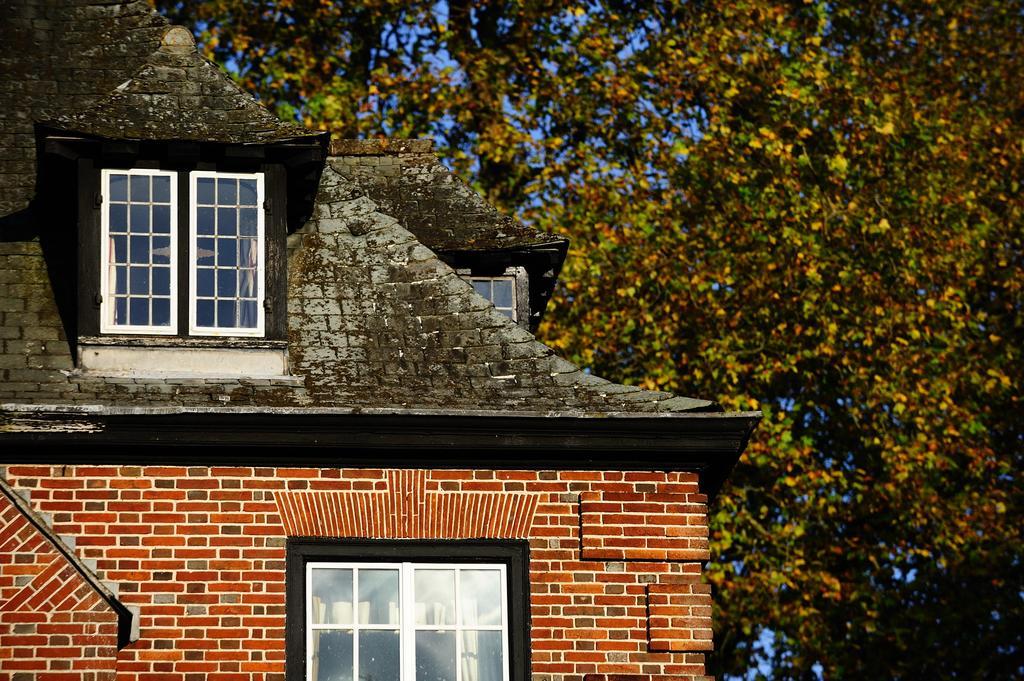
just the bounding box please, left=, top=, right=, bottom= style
left=154, top=0, right=1023, bottom=677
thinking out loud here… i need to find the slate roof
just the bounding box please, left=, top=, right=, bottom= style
left=0, top=0, right=167, bottom=220
left=48, top=26, right=323, bottom=144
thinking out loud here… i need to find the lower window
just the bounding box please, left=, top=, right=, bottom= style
left=287, top=541, right=529, bottom=681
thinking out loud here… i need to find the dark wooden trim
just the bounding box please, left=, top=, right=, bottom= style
left=76, top=158, right=100, bottom=339
left=263, top=163, right=288, bottom=340
left=285, top=539, right=531, bottom=681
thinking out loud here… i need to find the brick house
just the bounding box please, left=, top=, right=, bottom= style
left=0, top=2, right=759, bottom=681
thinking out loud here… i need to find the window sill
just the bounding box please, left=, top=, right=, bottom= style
left=76, top=342, right=290, bottom=379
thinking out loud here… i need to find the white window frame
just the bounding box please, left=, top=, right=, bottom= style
left=466, top=275, right=519, bottom=321
left=188, top=170, right=266, bottom=337
left=99, top=168, right=179, bottom=335
left=305, top=562, right=511, bottom=681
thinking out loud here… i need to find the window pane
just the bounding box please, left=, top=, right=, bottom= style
left=416, top=631, right=456, bottom=681
left=115, top=266, right=127, bottom=295
left=460, top=571, right=502, bottom=626
left=152, top=267, right=171, bottom=296
left=313, top=630, right=353, bottom=681
left=129, top=297, right=148, bottom=325
left=129, top=267, right=149, bottom=295
left=217, top=300, right=236, bottom=328
left=109, top=204, right=128, bottom=232
left=197, top=268, right=214, bottom=297
left=114, top=297, right=127, bottom=325
left=196, top=177, right=215, bottom=205
left=197, top=207, right=215, bottom=235
left=358, top=569, right=400, bottom=625
left=153, top=205, right=171, bottom=233
left=239, top=238, right=258, bottom=267
left=130, top=175, right=149, bottom=201
left=196, top=300, right=214, bottom=328
left=472, top=280, right=490, bottom=298
left=109, top=174, right=128, bottom=201
left=218, top=178, right=237, bottom=205
left=312, top=569, right=353, bottom=625
left=239, top=300, right=258, bottom=328
left=152, top=298, right=171, bottom=327
left=112, top=236, right=127, bottom=263
left=360, top=630, right=400, bottom=681
left=461, top=631, right=502, bottom=681
left=218, top=207, right=237, bottom=236
left=217, top=239, right=236, bottom=267
left=239, top=179, right=258, bottom=205
left=153, top=236, right=171, bottom=264
left=492, top=280, right=513, bottom=308
left=196, top=238, right=215, bottom=266
left=415, top=569, right=455, bottom=625
left=152, top=175, right=171, bottom=203
left=239, top=208, right=258, bottom=236
left=217, top=268, right=236, bottom=298
left=130, top=204, right=150, bottom=233
left=130, top=236, right=149, bottom=264
left=238, top=269, right=256, bottom=298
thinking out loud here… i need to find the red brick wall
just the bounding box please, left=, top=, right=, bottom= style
left=0, top=488, right=120, bottom=681
left=1, top=466, right=714, bottom=681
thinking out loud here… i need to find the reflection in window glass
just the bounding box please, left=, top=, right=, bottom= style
left=103, top=170, right=175, bottom=331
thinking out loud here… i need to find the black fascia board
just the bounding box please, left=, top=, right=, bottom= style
left=0, top=410, right=759, bottom=498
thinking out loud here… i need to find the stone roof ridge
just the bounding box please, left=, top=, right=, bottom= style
left=327, top=145, right=568, bottom=253
left=45, top=24, right=325, bottom=145
left=0, top=473, right=138, bottom=647
left=288, top=163, right=715, bottom=413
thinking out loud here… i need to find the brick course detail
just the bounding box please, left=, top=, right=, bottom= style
left=646, top=583, right=713, bottom=652
left=0, top=490, right=120, bottom=679
left=1, top=466, right=716, bottom=681
left=579, top=491, right=710, bottom=562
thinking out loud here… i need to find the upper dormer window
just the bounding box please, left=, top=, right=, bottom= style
left=98, top=168, right=266, bottom=338
left=461, top=267, right=529, bottom=328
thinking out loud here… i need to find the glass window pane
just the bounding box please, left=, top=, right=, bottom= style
left=472, top=280, right=490, bottom=298
left=359, top=630, right=400, bottom=681
left=109, top=174, right=127, bottom=202
left=109, top=204, right=128, bottom=232
left=416, top=631, right=456, bottom=681
left=130, top=236, right=149, bottom=264
left=239, top=208, right=258, bottom=236
left=238, top=269, right=256, bottom=298
left=197, top=268, right=214, bottom=297
left=197, top=207, right=215, bottom=235
left=197, top=177, right=215, bottom=205
left=217, top=239, right=236, bottom=267
left=152, top=267, right=171, bottom=296
left=218, top=207, right=237, bottom=236
left=112, top=236, right=127, bottom=263
left=461, top=631, right=502, bottom=681
left=152, top=298, right=171, bottom=327
left=313, top=630, right=353, bottom=681
left=311, top=569, right=353, bottom=625
left=217, top=269, right=236, bottom=298
left=239, top=300, right=258, bottom=328
left=492, top=280, right=513, bottom=308
left=152, top=175, right=171, bottom=203
left=114, top=297, right=127, bottom=325
left=153, top=205, right=171, bottom=233
left=130, top=175, right=149, bottom=201
left=358, top=569, right=400, bottom=625
left=239, top=179, right=258, bottom=205
left=239, top=238, right=258, bottom=268
left=130, top=205, right=150, bottom=233
left=460, top=570, right=502, bottom=626
left=196, top=238, right=215, bottom=266
left=153, top=236, right=171, bottom=264
left=218, top=178, right=237, bottom=204
left=115, top=266, right=127, bottom=295
left=415, top=569, right=455, bottom=626
left=217, top=300, right=236, bottom=327
left=196, top=299, right=214, bottom=328
left=129, top=297, right=148, bottom=326
left=129, top=266, right=149, bottom=295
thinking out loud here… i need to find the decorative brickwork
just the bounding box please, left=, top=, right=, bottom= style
left=1, top=466, right=716, bottom=681
left=646, top=583, right=713, bottom=652
left=274, top=470, right=539, bottom=538
left=0, top=488, right=120, bottom=679
left=580, top=491, right=709, bottom=562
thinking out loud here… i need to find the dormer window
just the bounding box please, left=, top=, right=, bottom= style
left=97, top=168, right=266, bottom=338
left=460, top=267, right=529, bottom=328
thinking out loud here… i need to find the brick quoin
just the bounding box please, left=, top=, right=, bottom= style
left=2, top=466, right=718, bottom=681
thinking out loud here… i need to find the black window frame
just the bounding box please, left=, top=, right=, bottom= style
left=285, top=538, right=531, bottom=681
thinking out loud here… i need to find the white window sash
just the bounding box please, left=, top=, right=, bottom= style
left=99, top=168, right=179, bottom=335
left=188, top=170, right=266, bottom=337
